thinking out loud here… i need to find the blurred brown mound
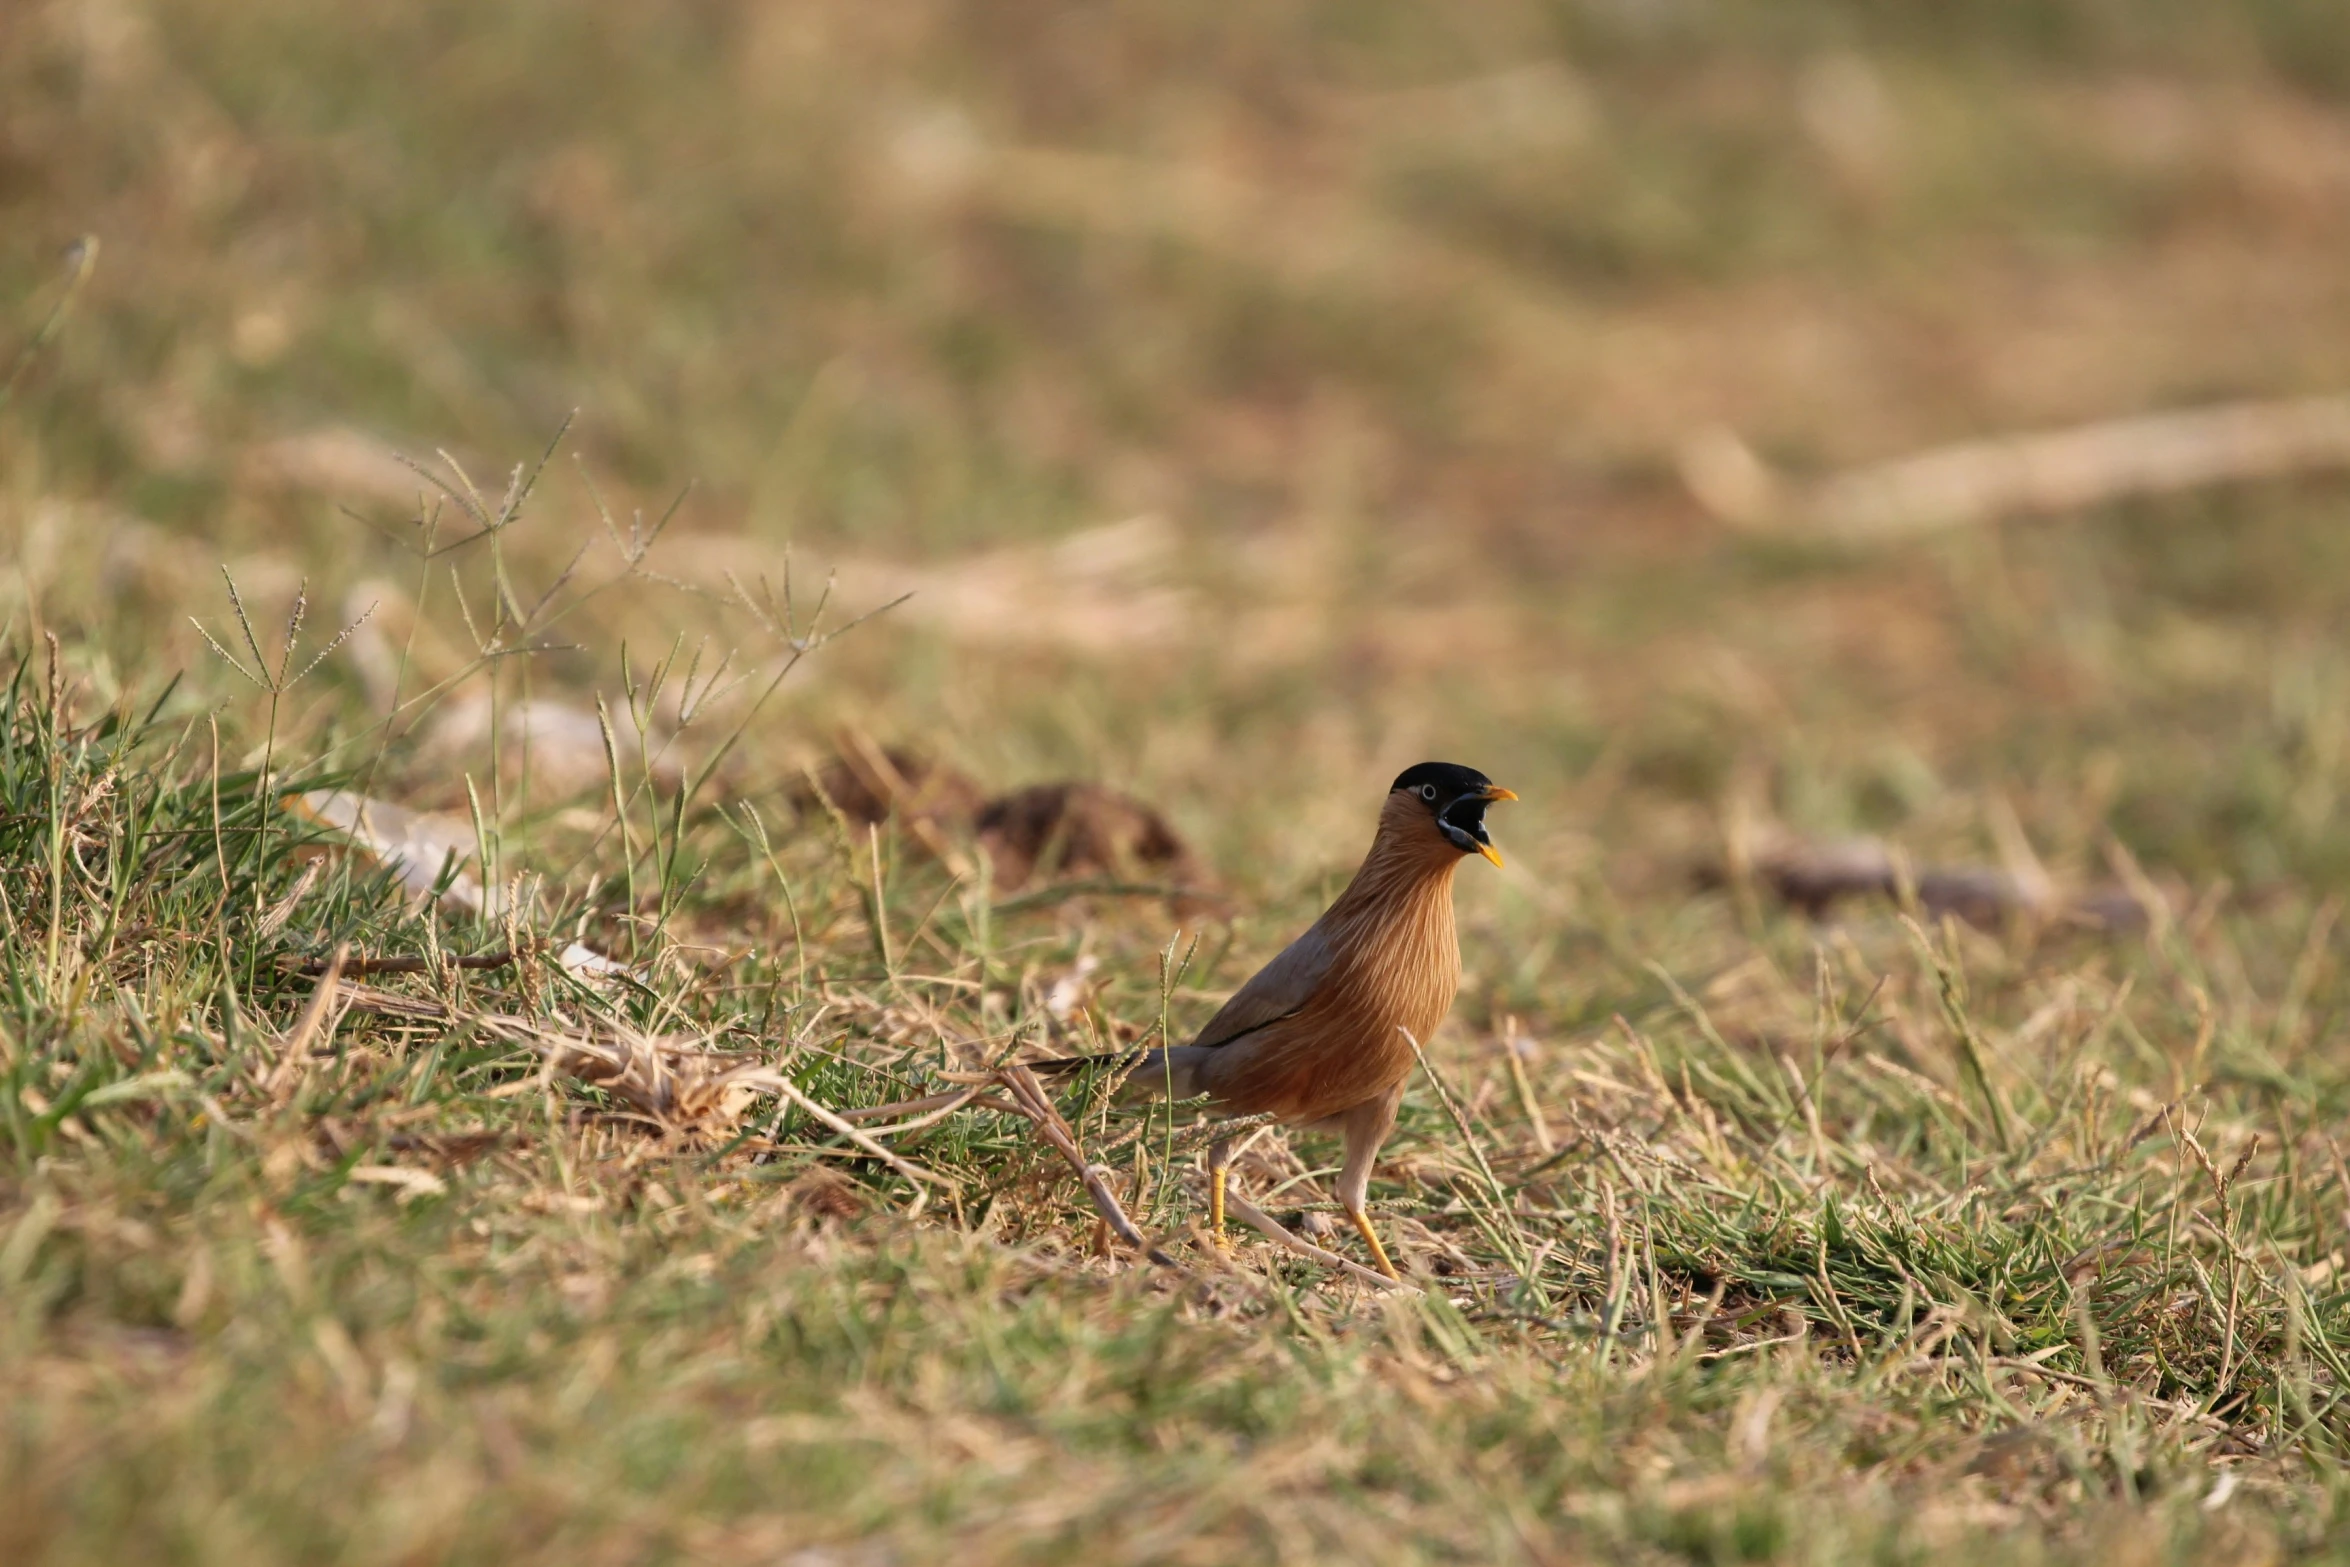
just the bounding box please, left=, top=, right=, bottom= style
left=789, top=733, right=984, bottom=835
left=974, top=782, right=1201, bottom=893
left=790, top=734, right=1208, bottom=896
left=1718, top=835, right=2165, bottom=933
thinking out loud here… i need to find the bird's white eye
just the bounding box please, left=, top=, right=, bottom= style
left=1420, top=783, right=1437, bottom=802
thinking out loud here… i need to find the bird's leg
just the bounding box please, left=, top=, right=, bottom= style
left=1206, top=1136, right=1233, bottom=1253
left=1348, top=1209, right=1399, bottom=1282
left=1337, top=1090, right=1406, bottom=1281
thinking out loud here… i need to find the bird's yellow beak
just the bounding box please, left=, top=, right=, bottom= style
left=1473, top=787, right=1512, bottom=864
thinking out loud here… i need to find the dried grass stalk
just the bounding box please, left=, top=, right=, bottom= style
left=479, top=1019, right=953, bottom=1204
left=265, top=944, right=348, bottom=1098
left=1219, top=1189, right=1419, bottom=1293
left=993, top=1065, right=1176, bottom=1267
left=1685, top=394, right=2350, bottom=541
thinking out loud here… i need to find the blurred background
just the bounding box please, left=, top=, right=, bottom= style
left=6, top=0, right=2350, bottom=925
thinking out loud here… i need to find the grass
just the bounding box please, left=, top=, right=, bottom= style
left=7, top=1, right=2350, bottom=1560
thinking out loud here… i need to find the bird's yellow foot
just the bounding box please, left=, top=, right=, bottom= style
left=1350, top=1210, right=1402, bottom=1281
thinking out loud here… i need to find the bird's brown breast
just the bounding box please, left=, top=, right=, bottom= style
left=1201, top=798, right=1465, bottom=1123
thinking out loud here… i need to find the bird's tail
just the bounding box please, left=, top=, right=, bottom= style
left=1027, top=1045, right=1215, bottom=1103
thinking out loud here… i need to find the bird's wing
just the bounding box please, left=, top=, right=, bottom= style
left=1189, top=923, right=1336, bottom=1051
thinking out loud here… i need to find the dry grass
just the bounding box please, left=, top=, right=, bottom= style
left=7, top=2, right=2350, bottom=1562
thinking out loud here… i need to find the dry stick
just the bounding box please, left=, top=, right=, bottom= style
left=852, top=1087, right=1026, bottom=1133
left=767, top=1077, right=957, bottom=1212
left=993, top=1066, right=1178, bottom=1268
left=288, top=950, right=516, bottom=977
left=1735, top=837, right=2150, bottom=932
left=1691, top=393, right=2350, bottom=541
left=832, top=1086, right=988, bottom=1124
left=1813, top=395, right=2350, bottom=539
left=1220, top=1188, right=1420, bottom=1294
left=864, top=1089, right=1024, bottom=1135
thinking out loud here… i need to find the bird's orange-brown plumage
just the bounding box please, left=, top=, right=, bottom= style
left=1034, top=761, right=1511, bottom=1279
left=1197, top=789, right=1464, bottom=1122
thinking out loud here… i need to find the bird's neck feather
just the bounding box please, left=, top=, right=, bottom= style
left=1325, top=793, right=1464, bottom=936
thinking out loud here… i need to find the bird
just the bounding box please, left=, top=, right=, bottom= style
left=1038, top=762, right=1514, bottom=1279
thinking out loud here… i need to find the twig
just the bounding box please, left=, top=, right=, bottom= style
left=1686, top=394, right=2350, bottom=541
left=768, top=1077, right=958, bottom=1210
left=832, top=1088, right=980, bottom=1123
left=1723, top=835, right=2155, bottom=932
left=286, top=949, right=517, bottom=977
left=1220, top=1189, right=1420, bottom=1294
left=831, top=1086, right=1017, bottom=1133
left=994, top=1065, right=1179, bottom=1268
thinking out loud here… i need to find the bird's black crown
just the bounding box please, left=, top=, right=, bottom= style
left=1390, top=762, right=1507, bottom=858
left=1390, top=762, right=1495, bottom=803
